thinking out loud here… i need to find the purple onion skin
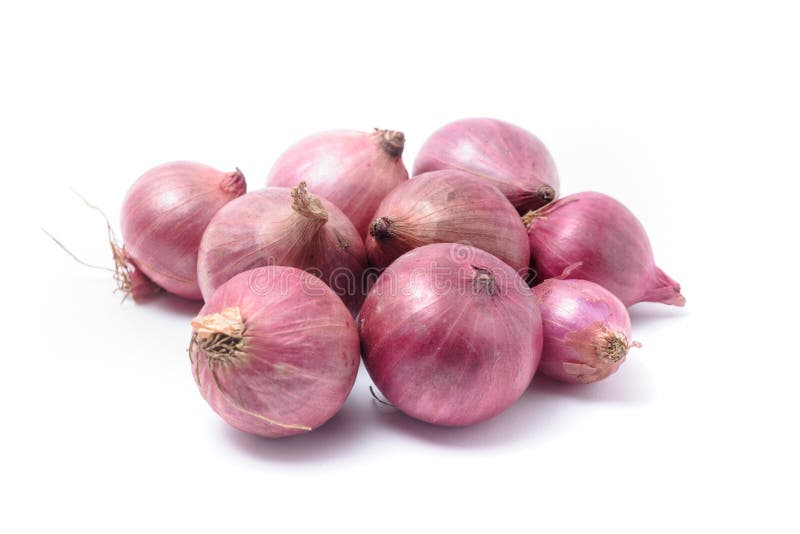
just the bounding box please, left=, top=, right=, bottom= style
left=413, top=118, right=559, bottom=213
left=534, top=278, right=637, bottom=383
left=359, top=243, right=543, bottom=427
left=121, top=161, right=246, bottom=300
left=266, top=129, right=409, bottom=235
left=197, top=186, right=367, bottom=315
left=365, top=170, right=531, bottom=273
left=527, top=192, right=685, bottom=307
left=190, top=267, right=360, bottom=437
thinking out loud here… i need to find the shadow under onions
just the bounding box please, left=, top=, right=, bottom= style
left=219, top=397, right=369, bottom=462
left=136, top=291, right=203, bottom=317
left=528, top=365, right=655, bottom=405
left=628, top=301, right=689, bottom=327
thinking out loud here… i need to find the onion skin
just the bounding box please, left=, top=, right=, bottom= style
left=413, top=118, right=559, bottom=213
left=266, top=129, right=409, bottom=235
left=526, top=192, right=686, bottom=307
left=120, top=161, right=246, bottom=300
left=365, top=170, right=531, bottom=273
left=197, top=183, right=367, bottom=315
left=359, top=243, right=543, bottom=427
left=189, top=267, right=360, bottom=437
left=534, top=278, right=639, bottom=383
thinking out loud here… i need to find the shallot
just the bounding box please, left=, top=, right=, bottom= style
left=534, top=278, right=640, bottom=383
left=525, top=192, right=685, bottom=307
left=120, top=161, right=246, bottom=300
left=266, top=129, right=409, bottom=234
left=414, top=117, right=559, bottom=212
left=197, top=183, right=367, bottom=315
left=359, top=243, right=543, bottom=427
left=365, top=170, right=531, bottom=273
left=189, top=267, right=360, bottom=437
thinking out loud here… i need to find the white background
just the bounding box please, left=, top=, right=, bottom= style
left=2, top=1, right=798, bottom=532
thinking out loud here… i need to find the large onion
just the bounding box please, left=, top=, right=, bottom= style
left=359, top=243, right=543, bottom=427
left=266, top=129, right=409, bottom=235
left=365, top=170, right=530, bottom=273
left=534, top=278, right=640, bottom=383
left=197, top=183, right=367, bottom=315
left=413, top=117, right=559, bottom=213
left=189, top=267, right=360, bottom=437
left=525, top=192, right=686, bottom=307
left=120, top=161, right=246, bottom=300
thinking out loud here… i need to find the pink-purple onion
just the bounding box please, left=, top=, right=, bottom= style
left=189, top=267, right=360, bottom=437
left=197, top=183, right=367, bottom=315
left=365, top=170, right=531, bottom=273
left=414, top=117, right=559, bottom=213
left=359, top=243, right=543, bottom=427
left=119, top=161, right=246, bottom=301
left=525, top=192, right=686, bottom=307
left=534, top=278, right=640, bottom=383
left=266, top=129, right=409, bottom=235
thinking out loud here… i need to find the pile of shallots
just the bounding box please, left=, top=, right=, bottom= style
left=94, top=118, right=684, bottom=436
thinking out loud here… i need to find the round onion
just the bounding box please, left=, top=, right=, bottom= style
left=359, top=243, right=543, bottom=427
left=525, top=192, right=686, bottom=307
left=365, top=170, right=531, bottom=273
left=413, top=117, right=559, bottom=213
left=266, top=129, right=409, bottom=235
left=534, top=278, right=640, bottom=383
left=119, top=161, right=246, bottom=300
left=197, top=182, right=367, bottom=315
left=189, top=267, right=360, bottom=437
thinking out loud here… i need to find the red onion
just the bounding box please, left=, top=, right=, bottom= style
left=359, top=243, right=543, bottom=426
left=413, top=117, right=559, bottom=213
left=119, top=161, right=246, bottom=300
left=534, top=278, right=640, bottom=383
left=197, top=183, right=367, bottom=315
left=365, top=170, right=531, bottom=273
left=189, top=267, right=360, bottom=437
left=266, top=129, right=409, bottom=234
left=525, top=192, right=686, bottom=307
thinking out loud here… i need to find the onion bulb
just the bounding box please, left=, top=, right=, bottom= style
left=414, top=117, right=559, bottom=212
left=365, top=170, right=530, bottom=273
left=534, top=278, right=640, bottom=383
left=119, top=161, right=246, bottom=300
left=197, top=183, right=367, bottom=315
left=359, top=243, right=543, bottom=427
left=525, top=192, right=686, bottom=307
left=189, top=267, right=360, bottom=437
left=266, top=129, right=409, bottom=234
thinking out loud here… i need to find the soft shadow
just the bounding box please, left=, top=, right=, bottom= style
left=369, top=385, right=571, bottom=449
left=138, top=291, right=203, bottom=317
left=528, top=367, right=654, bottom=405
left=628, top=302, right=689, bottom=327
left=220, top=398, right=368, bottom=462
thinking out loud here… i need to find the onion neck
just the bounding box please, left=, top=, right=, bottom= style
left=191, top=307, right=246, bottom=366
left=471, top=265, right=498, bottom=296
left=377, top=129, right=405, bottom=158
left=538, top=185, right=555, bottom=203
left=221, top=168, right=247, bottom=196
left=370, top=216, right=393, bottom=240
left=291, top=182, right=329, bottom=234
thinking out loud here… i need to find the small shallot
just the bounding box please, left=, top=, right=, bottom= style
left=534, top=278, right=640, bottom=383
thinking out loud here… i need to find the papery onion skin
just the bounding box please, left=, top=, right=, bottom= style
left=534, top=278, right=639, bottom=384
left=526, top=192, right=686, bottom=307
left=413, top=117, right=559, bottom=213
left=365, top=170, right=531, bottom=273
left=359, top=243, right=543, bottom=427
left=266, top=129, right=409, bottom=235
left=197, top=183, right=367, bottom=315
left=189, top=267, right=360, bottom=437
left=120, top=161, right=246, bottom=300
